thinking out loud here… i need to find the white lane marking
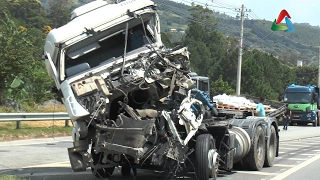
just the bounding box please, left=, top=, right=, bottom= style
left=312, top=150, right=320, bottom=152
left=270, top=152, right=320, bottom=180
left=282, top=144, right=309, bottom=147
left=279, top=147, right=296, bottom=150
left=273, top=164, right=295, bottom=167
left=285, top=141, right=320, bottom=144
left=0, top=140, right=72, bottom=147
left=276, top=157, right=307, bottom=161
left=24, top=161, right=71, bottom=168
left=286, top=158, right=308, bottom=161
left=235, top=171, right=279, bottom=176
left=300, top=154, right=316, bottom=156
left=17, top=171, right=90, bottom=177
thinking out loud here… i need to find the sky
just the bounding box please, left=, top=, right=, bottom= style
left=190, top=0, right=320, bottom=27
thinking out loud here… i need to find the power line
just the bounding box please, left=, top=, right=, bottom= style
left=210, top=0, right=239, bottom=9
left=155, top=0, right=239, bottom=26
left=182, top=0, right=236, bottom=10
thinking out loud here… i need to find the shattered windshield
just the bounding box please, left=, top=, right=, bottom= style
left=63, top=12, right=157, bottom=78
left=284, top=92, right=311, bottom=104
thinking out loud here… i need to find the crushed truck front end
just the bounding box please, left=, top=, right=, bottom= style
left=43, top=0, right=281, bottom=179
left=43, top=0, right=212, bottom=178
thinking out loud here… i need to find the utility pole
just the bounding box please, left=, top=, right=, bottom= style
left=318, top=46, right=320, bottom=87
left=235, top=5, right=245, bottom=96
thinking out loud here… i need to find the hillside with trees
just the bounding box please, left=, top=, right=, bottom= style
left=0, top=0, right=318, bottom=109
left=153, top=0, right=320, bottom=67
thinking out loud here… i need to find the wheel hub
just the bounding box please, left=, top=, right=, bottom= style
left=257, top=139, right=263, bottom=161
left=208, top=149, right=219, bottom=177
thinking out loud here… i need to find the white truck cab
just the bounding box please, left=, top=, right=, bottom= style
left=44, top=0, right=163, bottom=121
left=43, top=1, right=280, bottom=179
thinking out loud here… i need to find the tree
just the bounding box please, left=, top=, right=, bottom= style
left=241, top=49, right=295, bottom=100
left=211, top=75, right=235, bottom=95
left=0, top=14, right=53, bottom=104
left=0, top=0, right=49, bottom=29
left=161, top=32, right=173, bottom=48
left=183, top=5, right=221, bottom=77
left=292, top=66, right=317, bottom=85
left=47, top=0, right=75, bottom=28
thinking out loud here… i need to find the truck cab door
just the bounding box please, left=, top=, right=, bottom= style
left=45, top=52, right=60, bottom=90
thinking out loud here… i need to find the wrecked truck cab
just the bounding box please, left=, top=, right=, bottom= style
left=44, top=0, right=280, bottom=179
left=44, top=0, right=163, bottom=120
left=44, top=0, right=207, bottom=178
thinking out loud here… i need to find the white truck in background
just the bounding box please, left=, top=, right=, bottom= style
left=44, top=0, right=281, bottom=179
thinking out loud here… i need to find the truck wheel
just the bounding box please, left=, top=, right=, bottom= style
left=313, top=116, right=317, bottom=127
left=195, top=134, right=218, bottom=180
left=242, top=125, right=265, bottom=171
left=264, top=126, right=277, bottom=167
left=91, top=145, right=115, bottom=178
left=121, top=163, right=131, bottom=176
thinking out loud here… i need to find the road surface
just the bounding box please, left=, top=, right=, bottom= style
left=1, top=125, right=320, bottom=180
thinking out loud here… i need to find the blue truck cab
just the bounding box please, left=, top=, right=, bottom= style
left=284, top=84, right=320, bottom=126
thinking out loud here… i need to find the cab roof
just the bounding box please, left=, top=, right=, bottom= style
left=44, top=0, right=155, bottom=60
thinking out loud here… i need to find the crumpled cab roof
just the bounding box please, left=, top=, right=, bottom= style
left=44, top=0, right=155, bottom=61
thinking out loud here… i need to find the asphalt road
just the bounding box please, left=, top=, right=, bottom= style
left=1, top=125, right=320, bottom=180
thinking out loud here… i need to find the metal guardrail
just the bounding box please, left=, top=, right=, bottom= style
left=0, top=112, right=70, bottom=129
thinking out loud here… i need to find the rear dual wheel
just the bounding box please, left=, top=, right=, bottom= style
left=264, top=126, right=277, bottom=167
left=242, top=126, right=265, bottom=170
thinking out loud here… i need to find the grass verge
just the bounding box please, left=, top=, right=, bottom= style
left=0, top=121, right=73, bottom=142
left=0, top=174, right=26, bottom=180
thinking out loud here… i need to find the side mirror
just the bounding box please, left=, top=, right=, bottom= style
left=313, top=93, right=318, bottom=104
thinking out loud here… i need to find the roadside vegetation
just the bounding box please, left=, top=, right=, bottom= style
left=0, top=174, right=26, bottom=180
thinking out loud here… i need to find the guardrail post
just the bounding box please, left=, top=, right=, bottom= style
left=16, top=121, right=21, bottom=129
left=65, top=120, right=69, bottom=127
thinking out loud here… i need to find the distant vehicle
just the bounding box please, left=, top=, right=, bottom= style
left=284, top=84, right=320, bottom=126
left=189, top=72, right=210, bottom=95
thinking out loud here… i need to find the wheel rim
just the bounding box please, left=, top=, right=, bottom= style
left=257, top=135, right=264, bottom=161
left=269, top=129, right=276, bottom=157
left=208, top=149, right=219, bottom=178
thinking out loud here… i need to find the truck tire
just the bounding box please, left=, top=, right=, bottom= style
left=313, top=116, right=317, bottom=127
left=242, top=125, right=265, bottom=171
left=264, top=126, right=277, bottom=167
left=195, top=134, right=217, bottom=180
left=91, top=145, right=115, bottom=178
left=121, top=163, right=131, bottom=176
